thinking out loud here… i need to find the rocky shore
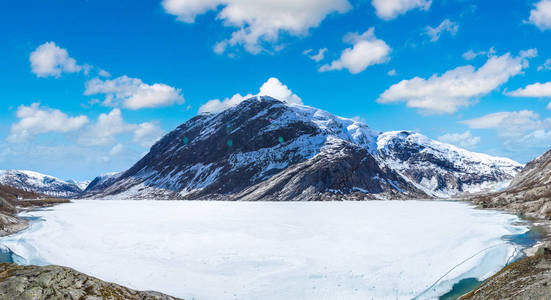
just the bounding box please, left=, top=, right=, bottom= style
left=458, top=149, right=551, bottom=298
left=460, top=247, right=551, bottom=299
left=0, top=263, right=180, bottom=299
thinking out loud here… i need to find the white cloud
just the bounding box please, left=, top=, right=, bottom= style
left=377, top=50, right=536, bottom=114
left=462, top=111, right=551, bottom=155
left=538, top=58, right=551, bottom=71
left=529, top=0, right=551, bottom=30
left=548, top=102, right=551, bottom=110
left=133, top=122, right=165, bottom=148
left=425, top=19, right=459, bottom=42
left=79, top=109, right=136, bottom=146
left=462, top=50, right=483, bottom=60
left=371, top=0, right=431, bottom=20
left=30, top=42, right=84, bottom=78
left=387, top=69, right=397, bottom=76
left=98, top=69, right=111, bottom=77
left=319, top=28, right=391, bottom=74
left=162, top=0, right=352, bottom=54
left=462, top=110, right=546, bottom=138
left=462, top=47, right=496, bottom=61
left=84, top=75, right=185, bottom=110
left=259, top=77, right=303, bottom=105
left=438, top=131, right=480, bottom=149
left=304, top=48, right=328, bottom=62
left=7, top=103, right=89, bottom=142
left=109, top=144, right=124, bottom=156
left=508, top=82, right=551, bottom=98
left=199, top=77, right=302, bottom=114
left=78, top=109, right=165, bottom=149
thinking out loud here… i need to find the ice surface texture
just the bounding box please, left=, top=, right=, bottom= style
left=1, top=200, right=527, bottom=299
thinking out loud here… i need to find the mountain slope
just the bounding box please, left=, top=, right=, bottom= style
left=0, top=170, right=82, bottom=198
left=82, top=96, right=521, bottom=200
left=471, top=149, right=551, bottom=219
left=376, top=131, right=522, bottom=197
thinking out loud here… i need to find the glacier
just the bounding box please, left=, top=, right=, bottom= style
left=1, top=200, right=528, bottom=299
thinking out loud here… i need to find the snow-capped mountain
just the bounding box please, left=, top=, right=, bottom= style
left=0, top=170, right=83, bottom=198
left=66, top=180, right=91, bottom=191
left=82, top=96, right=522, bottom=200
left=376, top=131, right=522, bottom=198
left=84, top=172, right=122, bottom=194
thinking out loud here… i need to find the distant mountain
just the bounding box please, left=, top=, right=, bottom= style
left=0, top=170, right=82, bottom=198
left=66, top=180, right=91, bottom=191
left=472, top=148, right=551, bottom=219
left=83, top=172, right=122, bottom=194
left=81, top=96, right=522, bottom=200
left=376, top=131, right=522, bottom=198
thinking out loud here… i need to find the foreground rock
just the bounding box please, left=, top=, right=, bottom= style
left=460, top=247, right=551, bottom=299
left=83, top=96, right=521, bottom=200
left=471, top=149, right=551, bottom=219
left=0, top=263, right=180, bottom=300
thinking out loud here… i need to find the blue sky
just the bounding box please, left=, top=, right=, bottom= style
left=2, top=0, right=551, bottom=181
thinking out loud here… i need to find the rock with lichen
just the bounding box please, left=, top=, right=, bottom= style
left=0, top=263, right=181, bottom=300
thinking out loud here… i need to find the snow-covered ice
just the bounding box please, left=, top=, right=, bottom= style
left=1, top=200, right=528, bottom=299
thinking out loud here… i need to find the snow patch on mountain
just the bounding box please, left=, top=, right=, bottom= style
left=82, top=97, right=522, bottom=200
left=0, top=170, right=83, bottom=198
left=376, top=131, right=523, bottom=198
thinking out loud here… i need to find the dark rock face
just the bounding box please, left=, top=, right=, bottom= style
left=82, top=97, right=521, bottom=200
left=471, top=149, right=551, bottom=219
left=0, top=263, right=180, bottom=300
left=233, top=137, right=426, bottom=201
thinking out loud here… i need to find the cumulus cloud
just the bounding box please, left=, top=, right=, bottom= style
left=7, top=103, right=89, bottom=142
left=538, top=58, right=551, bottom=71
left=462, top=47, right=496, bottom=61
left=371, top=0, right=431, bottom=20
left=84, top=75, right=185, bottom=110
left=199, top=77, right=302, bottom=114
left=425, top=19, right=459, bottom=42
left=78, top=109, right=165, bottom=149
left=462, top=111, right=551, bottom=155
left=162, top=0, right=352, bottom=54
left=30, top=42, right=84, bottom=78
left=79, top=109, right=136, bottom=146
left=438, top=131, right=480, bottom=149
left=529, top=0, right=551, bottom=30
left=377, top=50, right=537, bottom=114
left=132, top=122, right=165, bottom=148
left=109, top=144, right=124, bottom=156
left=463, top=110, right=546, bottom=138
left=319, top=28, right=391, bottom=74
left=387, top=69, right=397, bottom=76
left=98, top=69, right=111, bottom=77
left=508, top=82, right=551, bottom=98
left=304, top=48, right=328, bottom=62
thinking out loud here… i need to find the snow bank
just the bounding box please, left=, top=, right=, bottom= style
left=1, top=200, right=527, bottom=299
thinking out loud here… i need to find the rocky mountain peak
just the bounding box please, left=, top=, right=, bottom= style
left=81, top=97, right=522, bottom=200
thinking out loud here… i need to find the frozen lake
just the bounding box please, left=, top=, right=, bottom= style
left=1, top=200, right=528, bottom=299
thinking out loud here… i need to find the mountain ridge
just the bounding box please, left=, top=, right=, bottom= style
left=0, top=170, right=83, bottom=198
left=81, top=96, right=522, bottom=200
